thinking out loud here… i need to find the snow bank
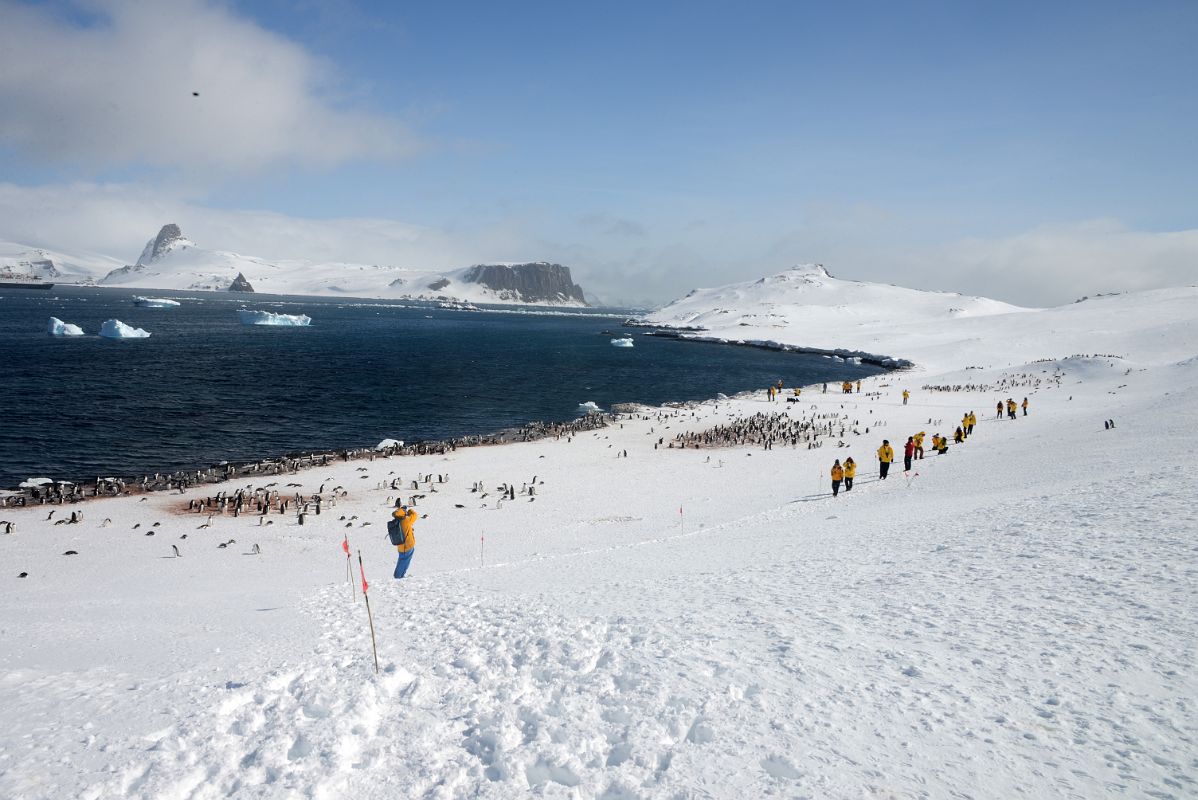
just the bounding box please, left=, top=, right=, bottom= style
left=238, top=309, right=312, bottom=326
left=611, top=337, right=634, bottom=347
left=99, top=319, right=151, bottom=339
left=132, top=297, right=180, bottom=308
left=47, top=317, right=85, bottom=336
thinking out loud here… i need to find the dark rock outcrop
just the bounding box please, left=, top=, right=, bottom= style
left=137, top=224, right=188, bottom=266
left=461, top=262, right=587, bottom=305
left=228, top=272, right=255, bottom=292
left=427, top=278, right=450, bottom=291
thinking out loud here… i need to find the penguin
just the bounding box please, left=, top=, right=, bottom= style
left=63, top=550, right=78, bottom=556
left=171, top=545, right=181, bottom=558
left=18, top=571, right=28, bottom=578
left=145, top=531, right=155, bottom=536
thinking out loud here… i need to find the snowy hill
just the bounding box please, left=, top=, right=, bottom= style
left=642, top=264, right=1197, bottom=372
left=0, top=240, right=123, bottom=284
left=95, top=225, right=589, bottom=306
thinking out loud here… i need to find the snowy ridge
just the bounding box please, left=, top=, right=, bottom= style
left=82, top=226, right=589, bottom=307
left=644, top=264, right=1197, bottom=373
left=0, top=240, right=123, bottom=283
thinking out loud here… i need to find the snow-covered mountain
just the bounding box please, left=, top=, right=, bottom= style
left=0, top=240, right=123, bottom=284
left=647, top=264, right=1027, bottom=329
left=641, top=263, right=1196, bottom=372
left=95, top=225, right=589, bottom=306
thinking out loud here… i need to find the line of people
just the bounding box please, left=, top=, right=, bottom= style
left=828, top=407, right=983, bottom=496
left=998, top=397, right=1029, bottom=419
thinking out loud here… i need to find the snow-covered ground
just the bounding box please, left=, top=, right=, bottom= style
left=0, top=274, right=1195, bottom=799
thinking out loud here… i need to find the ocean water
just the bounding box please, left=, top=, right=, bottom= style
left=0, top=287, right=885, bottom=486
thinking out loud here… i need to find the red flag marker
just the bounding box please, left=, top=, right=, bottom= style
left=357, top=550, right=379, bottom=674
left=342, top=535, right=349, bottom=555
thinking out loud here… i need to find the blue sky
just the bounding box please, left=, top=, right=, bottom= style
left=1, top=0, right=1195, bottom=305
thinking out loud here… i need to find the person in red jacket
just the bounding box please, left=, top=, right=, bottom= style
left=903, top=436, right=915, bottom=471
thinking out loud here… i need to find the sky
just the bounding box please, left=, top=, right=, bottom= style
left=1, top=0, right=1195, bottom=307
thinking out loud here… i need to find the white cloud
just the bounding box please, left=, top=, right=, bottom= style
left=928, top=220, right=1198, bottom=305
left=0, top=182, right=520, bottom=270
left=0, top=0, right=416, bottom=173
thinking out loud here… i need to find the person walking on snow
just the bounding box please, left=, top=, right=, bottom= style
left=902, top=389, right=909, bottom=405
left=1022, top=397, right=1029, bottom=416
left=903, top=437, right=915, bottom=471
left=390, top=501, right=418, bottom=579
left=913, top=431, right=926, bottom=459
left=844, top=457, right=856, bottom=490
left=856, top=380, right=862, bottom=394
left=966, top=412, right=976, bottom=435
left=830, top=460, right=844, bottom=497
left=877, top=440, right=894, bottom=479
left=1007, top=399, right=1017, bottom=419
left=996, top=400, right=1003, bottom=419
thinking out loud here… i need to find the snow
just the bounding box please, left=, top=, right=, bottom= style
left=16, top=477, right=53, bottom=488
left=47, top=317, right=85, bottom=336
left=1, top=271, right=1196, bottom=799
left=238, top=309, right=312, bottom=326
left=132, top=296, right=181, bottom=308
left=375, top=438, right=404, bottom=450
left=98, top=319, right=151, bottom=339
left=610, top=336, right=634, bottom=347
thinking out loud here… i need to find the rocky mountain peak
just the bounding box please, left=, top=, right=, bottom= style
left=136, top=224, right=191, bottom=266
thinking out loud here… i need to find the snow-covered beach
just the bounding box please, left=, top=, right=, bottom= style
left=1, top=272, right=1196, bottom=799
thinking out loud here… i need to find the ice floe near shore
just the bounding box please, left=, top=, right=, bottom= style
left=238, top=309, right=312, bottom=326
left=47, top=317, right=85, bottom=336
left=610, top=336, right=634, bottom=347
left=99, top=319, right=151, bottom=339
left=132, top=296, right=180, bottom=308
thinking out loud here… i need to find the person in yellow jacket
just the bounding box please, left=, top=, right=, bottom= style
left=966, top=412, right=976, bottom=435
left=913, top=432, right=925, bottom=459
left=843, top=457, right=857, bottom=490
left=830, top=459, right=844, bottom=497
left=1022, top=397, right=1029, bottom=416
left=877, top=440, right=894, bottom=479
left=961, top=414, right=970, bottom=438
left=1007, top=398, right=1017, bottom=419
left=390, top=501, right=418, bottom=578
left=902, top=389, right=909, bottom=405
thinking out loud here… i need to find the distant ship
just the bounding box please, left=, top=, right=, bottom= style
left=0, top=273, right=54, bottom=290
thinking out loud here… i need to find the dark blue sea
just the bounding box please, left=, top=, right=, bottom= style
left=0, top=287, right=885, bottom=487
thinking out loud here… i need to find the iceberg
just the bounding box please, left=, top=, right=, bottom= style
left=133, top=296, right=181, bottom=308
left=577, top=401, right=601, bottom=413
left=610, top=337, right=635, bottom=347
left=99, top=319, right=151, bottom=339
left=375, top=438, right=404, bottom=450
left=48, top=317, right=85, bottom=336
left=238, top=309, right=312, bottom=326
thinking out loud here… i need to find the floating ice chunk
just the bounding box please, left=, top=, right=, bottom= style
left=610, top=337, right=634, bottom=347
left=18, top=477, right=54, bottom=488
left=847, top=356, right=863, bottom=365
left=47, top=317, right=85, bottom=336
left=375, top=438, right=404, bottom=450
left=577, top=401, right=601, bottom=413
left=238, top=309, right=312, bottom=326
left=133, top=296, right=181, bottom=308
left=99, top=319, right=151, bottom=339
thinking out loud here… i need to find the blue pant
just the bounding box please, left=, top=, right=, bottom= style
left=393, top=549, right=414, bottom=579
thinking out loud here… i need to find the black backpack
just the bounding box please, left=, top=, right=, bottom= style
left=387, top=516, right=406, bottom=547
